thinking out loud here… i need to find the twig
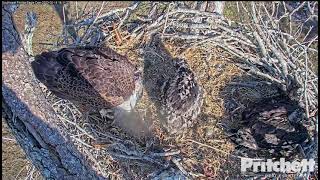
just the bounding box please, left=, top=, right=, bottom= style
left=80, top=2, right=105, bottom=44
left=304, top=51, right=310, bottom=119
left=151, top=150, right=180, bottom=157
left=117, top=2, right=140, bottom=29
left=171, top=157, right=189, bottom=176
left=22, top=11, right=37, bottom=56
left=56, top=114, right=94, bottom=139
left=72, top=137, right=93, bottom=148
left=187, top=139, right=231, bottom=156
left=2, top=137, right=16, bottom=142
left=162, top=3, right=173, bottom=38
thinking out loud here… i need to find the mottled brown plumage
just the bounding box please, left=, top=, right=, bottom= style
left=229, top=95, right=310, bottom=158
left=31, top=46, right=142, bottom=112
left=159, top=59, right=204, bottom=134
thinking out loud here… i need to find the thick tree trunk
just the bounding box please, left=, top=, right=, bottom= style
left=2, top=4, right=104, bottom=180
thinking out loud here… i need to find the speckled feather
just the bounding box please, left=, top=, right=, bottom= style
left=160, top=59, right=204, bottom=134
left=31, top=46, right=138, bottom=111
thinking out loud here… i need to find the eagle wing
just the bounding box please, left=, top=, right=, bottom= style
left=31, top=46, right=136, bottom=109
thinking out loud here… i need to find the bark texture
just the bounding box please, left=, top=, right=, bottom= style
left=2, top=4, right=105, bottom=180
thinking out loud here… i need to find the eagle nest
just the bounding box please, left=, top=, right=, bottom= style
left=18, top=2, right=317, bottom=179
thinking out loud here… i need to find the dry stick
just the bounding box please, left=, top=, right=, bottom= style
left=251, top=2, right=289, bottom=79
left=269, top=29, right=318, bottom=53
left=73, top=137, right=93, bottom=148
left=169, top=18, right=220, bottom=33
left=80, top=2, right=105, bottom=44
left=162, top=34, right=208, bottom=40
left=151, top=150, right=180, bottom=157
left=15, top=164, right=29, bottom=180
left=148, top=2, right=158, bottom=19
left=2, top=137, right=16, bottom=142
left=62, top=4, right=67, bottom=45
left=57, top=114, right=94, bottom=139
left=92, top=2, right=140, bottom=28
left=70, top=133, right=86, bottom=138
left=165, top=19, right=261, bottom=65
left=187, top=139, right=231, bottom=156
left=25, top=164, right=36, bottom=180
left=293, top=22, right=304, bottom=41
left=206, top=40, right=262, bottom=65
left=288, top=1, right=306, bottom=18
left=264, top=7, right=312, bottom=75
left=249, top=69, right=284, bottom=85
left=252, top=31, right=267, bottom=57
left=304, top=51, right=310, bottom=119
left=78, top=2, right=89, bottom=19
left=75, top=2, right=79, bottom=20
left=117, top=2, right=140, bottom=29
left=162, top=3, right=173, bottom=38
left=258, top=6, right=288, bottom=57
left=171, top=157, right=189, bottom=176
left=146, top=14, right=166, bottom=31
left=171, top=22, right=211, bottom=30
left=90, top=128, right=123, bottom=142
left=302, top=25, right=314, bottom=43
left=82, top=148, right=104, bottom=176
left=306, top=35, right=318, bottom=50
left=217, top=24, right=256, bottom=48
left=170, top=8, right=222, bottom=19
left=65, top=104, right=81, bottom=121
left=261, top=2, right=277, bottom=30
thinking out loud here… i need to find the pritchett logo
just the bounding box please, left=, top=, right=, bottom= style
left=241, top=158, right=316, bottom=173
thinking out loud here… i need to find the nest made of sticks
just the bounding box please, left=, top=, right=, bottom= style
left=18, top=1, right=318, bottom=179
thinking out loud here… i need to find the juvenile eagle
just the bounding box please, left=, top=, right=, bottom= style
left=229, top=94, right=310, bottom=158
left=159, top=58, right=204, bottom=135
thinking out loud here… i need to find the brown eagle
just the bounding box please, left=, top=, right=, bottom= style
left=229, top=94, right=311, bottom=158
left=31, top=46, right=143, bottom=116
left=159, top=58, right=204, bottom=135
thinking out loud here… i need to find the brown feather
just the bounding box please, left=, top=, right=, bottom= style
left=160, top=59, right=204, bottom=134
left=31, top=46, right=137, bottom=111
